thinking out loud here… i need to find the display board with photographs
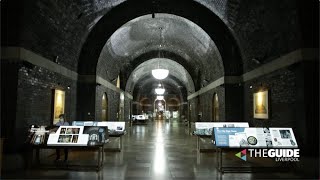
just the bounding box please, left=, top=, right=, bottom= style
left=47, top=126, right=89, bottom=146
left=194, top=122, right=249, bottom=136
left=269, top=128, right=298, bottom=148
left=213, top=127, right=298, bottom=148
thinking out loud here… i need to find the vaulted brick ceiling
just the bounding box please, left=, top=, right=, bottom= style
left=3, top=0, right=303, bottom=102
left=100, top=14, right=218, bottom=100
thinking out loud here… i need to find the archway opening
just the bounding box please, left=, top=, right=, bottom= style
left=154, top=99, right=166, bottom=120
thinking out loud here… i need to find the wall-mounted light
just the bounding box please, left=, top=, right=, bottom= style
left=67, top=86, right=71, bottom=90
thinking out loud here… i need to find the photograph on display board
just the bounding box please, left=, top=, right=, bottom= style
left=72, top=135, right=79, bottom=143
left=83, top=126, right=108, bottom=145
left=279, top=130, right=292, bottom=139
left=66, top=128, right=73, bottom=134
left=58, top=135, right=72, bottom=143
left=263, top=128, right=273, bottom=146
left=72, top=128, right=80, bottom=134
left=253, top=90, right=269, bottom=119
left=60, top=128, right=66, bottom=134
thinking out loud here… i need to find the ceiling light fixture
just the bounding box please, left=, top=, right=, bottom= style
left=155, top=83, right=165, bottom=95
left=155, top=87, right=165, bottom=95
left=152, top=68, right=169, bottom=80
left=156, top=96, right=164, bottom=100
left=152, top=27, right=169, bottom=80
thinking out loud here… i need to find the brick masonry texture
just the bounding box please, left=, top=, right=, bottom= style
left=2, top=61, right=77, bottom=151
left=2, top=0, right=309, bottom=76
left=242, top=61, right=318, bottom=155
left=95, top=85, right=121, bottom=121
left=198, top=87, right=225, bottom=122
left=1, top=0, right=317, bottom=158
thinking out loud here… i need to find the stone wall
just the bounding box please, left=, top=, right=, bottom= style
left=244, top=60, right=318, bottom=156
left=1, top=60, right=77, bottom=152
left=95, top=85, right=120, bottom=121
left=198, top=86, right=225, bottom=122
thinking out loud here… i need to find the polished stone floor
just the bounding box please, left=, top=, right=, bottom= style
left=2, top=119, right=314, bottom=179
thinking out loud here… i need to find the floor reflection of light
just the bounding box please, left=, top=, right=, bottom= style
left=136, top=126, right=145, bottom=139
left=153, top=121, right=165, bottom=174
left=165, top=123, right=170, bottom=132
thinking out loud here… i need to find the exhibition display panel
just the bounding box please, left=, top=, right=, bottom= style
left=72, top=121, right=126, bottom=151
left=212, top=127, right=299, bottom=173
left=213, top=127, right=298, bottom=148
left=193, top=122, right=250, bottom=164
left=194, top=122, right=249, bottom=149
left=27, top=124, right=110, bottom=171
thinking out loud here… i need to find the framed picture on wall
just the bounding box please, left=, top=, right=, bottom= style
left=53, top=89, right=65, bottom=124
left=253, top=90, right=269, bottom=119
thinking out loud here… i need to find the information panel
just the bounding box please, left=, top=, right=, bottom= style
left=213, top=127, right=298, bottom=148
left=97, top=122, right=125, bottom=131
left=194, top=122, right=249, bottom=136
left=72, top=121, right=125, bottom=132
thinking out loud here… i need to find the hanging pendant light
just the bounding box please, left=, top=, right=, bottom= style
left=156, top=96, right=164, bottom=100
left=152, top=27, right=169, bottom=80
left=155, top=87, right=165, bottom=95
left=155, top=82, right=165, bottom=95
left=152, top=69, right=169, bottom=80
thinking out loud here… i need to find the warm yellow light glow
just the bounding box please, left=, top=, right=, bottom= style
left=57, top=93, right=62, bottom=105
left=257, top=92, right=263, bottom=106
left=53, top=90, right=65, bottom=124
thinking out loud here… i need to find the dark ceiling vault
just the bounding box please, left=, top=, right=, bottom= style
left=77, top=0, right=242, bottom=102
left=78, top=0, right=242, bottom=75
left=2, top=0, right=310, bottom=103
